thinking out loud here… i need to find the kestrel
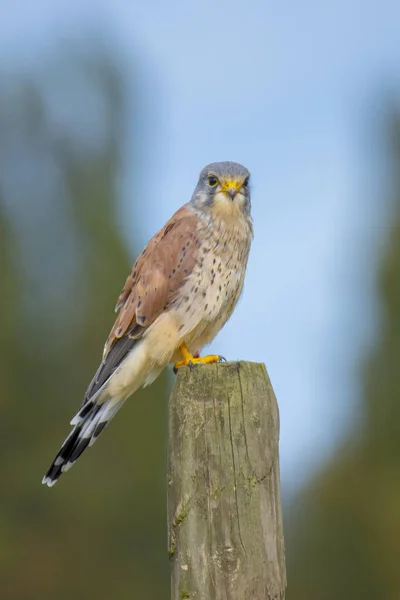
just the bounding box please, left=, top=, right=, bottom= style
left=43, top=161, right=253, bottom=486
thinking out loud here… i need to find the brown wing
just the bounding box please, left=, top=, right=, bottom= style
left=84, top=204, right=199, bottom=403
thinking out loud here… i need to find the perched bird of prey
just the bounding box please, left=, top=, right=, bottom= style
left=43, top=161, right=253, bottom=486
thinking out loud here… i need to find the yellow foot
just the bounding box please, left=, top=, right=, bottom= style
left=174, top=354, right=222, bottom=369
left=174, top=343, right=225, bottom=372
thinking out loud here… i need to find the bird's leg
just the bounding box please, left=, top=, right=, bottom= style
left=173, top=342, right=223, bottom=371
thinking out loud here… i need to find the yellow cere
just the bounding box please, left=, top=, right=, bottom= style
left=220, top=179, right=242, bottom=192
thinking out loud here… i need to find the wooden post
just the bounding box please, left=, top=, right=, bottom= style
left=167, top=361, right=286, bottom=600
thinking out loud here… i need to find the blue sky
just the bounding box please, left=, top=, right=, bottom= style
left=2, top=0, right=400, bottom=493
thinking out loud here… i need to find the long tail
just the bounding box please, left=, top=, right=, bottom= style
left=42, top=396, right=125, bottom=487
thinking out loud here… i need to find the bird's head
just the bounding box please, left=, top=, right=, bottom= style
left=191, top=161, right=251, bottom=221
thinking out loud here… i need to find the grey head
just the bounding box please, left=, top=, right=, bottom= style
left=190, top=161, right=251, bottom=217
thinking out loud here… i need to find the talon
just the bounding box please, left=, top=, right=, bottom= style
left=173, top=343, right=224, bottom=370
left=193, top=354, right=222, bottom=365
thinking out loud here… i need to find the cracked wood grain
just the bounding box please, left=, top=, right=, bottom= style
left=167, top=361, right=286, bottom=600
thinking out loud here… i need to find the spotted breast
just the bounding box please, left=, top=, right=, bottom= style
left=168, top=207, right=253, bottom=357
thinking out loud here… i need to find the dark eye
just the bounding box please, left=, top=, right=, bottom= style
left=208, top=176, right=218, bottom=187
left=243, top=177, right=249, bottom=188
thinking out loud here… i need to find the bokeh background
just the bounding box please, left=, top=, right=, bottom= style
left=1, top=1, right=400, bottom=598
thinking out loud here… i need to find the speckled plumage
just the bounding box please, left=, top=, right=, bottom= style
left=168, top=204, right=252, bottom=358
left=43, top=161, right=253, bottom=486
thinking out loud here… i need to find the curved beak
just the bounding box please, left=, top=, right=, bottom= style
left=225, top=187, right=238, bottom=200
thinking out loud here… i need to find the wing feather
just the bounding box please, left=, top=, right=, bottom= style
left=84, top=204, right=199, bottom=403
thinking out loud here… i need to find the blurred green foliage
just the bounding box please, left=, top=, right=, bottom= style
left=287, top=113, right=400, bottom=600
left=0, top=50, right=169, bottom=599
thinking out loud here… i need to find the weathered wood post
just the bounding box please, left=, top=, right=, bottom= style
left=167, top=361, right=286, bottom=600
